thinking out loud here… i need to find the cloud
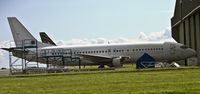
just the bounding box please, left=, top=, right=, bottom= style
left=138, top=27, right=176, bottom=42
left=0, top=41, right=15, bottom=68
left=55, top=27, right=176, bottom=46
left=0, top=27, right=176, bottom=68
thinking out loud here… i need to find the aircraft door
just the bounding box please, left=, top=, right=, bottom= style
left=107, top=49, right=112, bottom=56
left=112, top=48, right=117, bottom=57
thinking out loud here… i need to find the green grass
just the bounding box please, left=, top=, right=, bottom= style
left=0, top=65, right=200, bottom=94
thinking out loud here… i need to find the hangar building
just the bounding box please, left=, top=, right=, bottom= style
left=171, top=0, right=200, bottom=66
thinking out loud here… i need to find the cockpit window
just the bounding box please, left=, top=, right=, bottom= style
left=180, top=45, right=188, bottom=49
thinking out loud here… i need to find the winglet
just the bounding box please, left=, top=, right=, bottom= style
left=40, top=32, right=56, bottom=46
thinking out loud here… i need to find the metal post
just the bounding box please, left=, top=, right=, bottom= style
left=62, top=56, right=65, bottom=66
left=36, top=41, right=39, bottom=68
left=24, top=42, right=27, bottom=73
left=78, top=58, right=81, bottom=71
left=46, top=57, right=49, bottom=68
left=9, top=51, right=12, bottom=75
left=180, top=0, right=187, bottom=66
left=9, top=42, right=12, bottom=75
left=22, top=40, right=25, bottom=70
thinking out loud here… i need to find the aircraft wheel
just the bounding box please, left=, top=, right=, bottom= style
left=98, top=65, right=105, bottom=68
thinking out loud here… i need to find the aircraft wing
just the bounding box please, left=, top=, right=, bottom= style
left=77, top=54, right=113, bottom=63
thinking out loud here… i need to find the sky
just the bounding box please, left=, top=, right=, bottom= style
left=0, top=0, right=176, bottom=41
left=0, top=0, right=177, bottom=68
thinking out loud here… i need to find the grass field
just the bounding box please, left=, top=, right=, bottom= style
left=0, top=65, right=200, bottom=94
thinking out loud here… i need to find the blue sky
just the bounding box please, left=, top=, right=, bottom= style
left=0, top=0, right=177, bottom=68
left=0, top=0, right=175, bottom=41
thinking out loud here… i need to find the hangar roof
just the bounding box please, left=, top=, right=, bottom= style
left=171, top=0, right=200, bottom=27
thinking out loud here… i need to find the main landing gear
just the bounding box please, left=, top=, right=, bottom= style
left=98, top=64, right=105, bottom=68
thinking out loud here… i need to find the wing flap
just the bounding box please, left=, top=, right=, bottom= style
left=77, top=54, right=113, bottom=63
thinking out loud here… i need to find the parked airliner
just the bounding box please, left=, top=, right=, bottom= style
left=1, top=17, right=196, bottom=68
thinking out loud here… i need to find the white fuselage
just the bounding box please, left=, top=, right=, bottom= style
left=6, top=17, right=196, bottom=67
left=14, top=42, right=196, bottom=67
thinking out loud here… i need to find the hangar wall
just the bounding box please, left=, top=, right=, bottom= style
left=171, top=0, right=200, bottom=66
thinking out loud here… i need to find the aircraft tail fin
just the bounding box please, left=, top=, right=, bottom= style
left=40, top=32, right=56, bottom=46
left=7, top=17, right=52, bottom=48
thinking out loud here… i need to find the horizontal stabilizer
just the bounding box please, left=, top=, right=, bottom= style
left=1, top=48, right=14, bottom=52
left=1, top=48, right=29, bottom=53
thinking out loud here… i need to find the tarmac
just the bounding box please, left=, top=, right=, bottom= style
left=0, top=69, right=10, bottom=75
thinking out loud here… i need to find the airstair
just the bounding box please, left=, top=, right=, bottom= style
left=9, top=40, right=81, bottom=75
left=9, top=39, right=39, bottom=74
left=40, top=48, right=81, bottom=69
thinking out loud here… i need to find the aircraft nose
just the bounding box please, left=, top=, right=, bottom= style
left=188, top=49, right=196, bottom=57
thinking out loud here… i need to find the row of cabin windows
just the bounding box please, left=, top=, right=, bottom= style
left=74, top=48, right=164, bottom=54
left=75, top=50, right=111, bottom=54
left=52, top=52, right=71, bottom=55
left=132, top=48, right=163, bottom=52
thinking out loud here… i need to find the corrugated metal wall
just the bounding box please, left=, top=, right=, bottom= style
left=171, top=0, right=200, bottom=66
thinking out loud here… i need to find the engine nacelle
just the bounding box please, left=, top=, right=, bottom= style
left=112, top=57, right=122, bottom=67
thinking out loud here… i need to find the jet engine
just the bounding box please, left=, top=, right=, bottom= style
left=112, top=57, right=122, bottom=67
